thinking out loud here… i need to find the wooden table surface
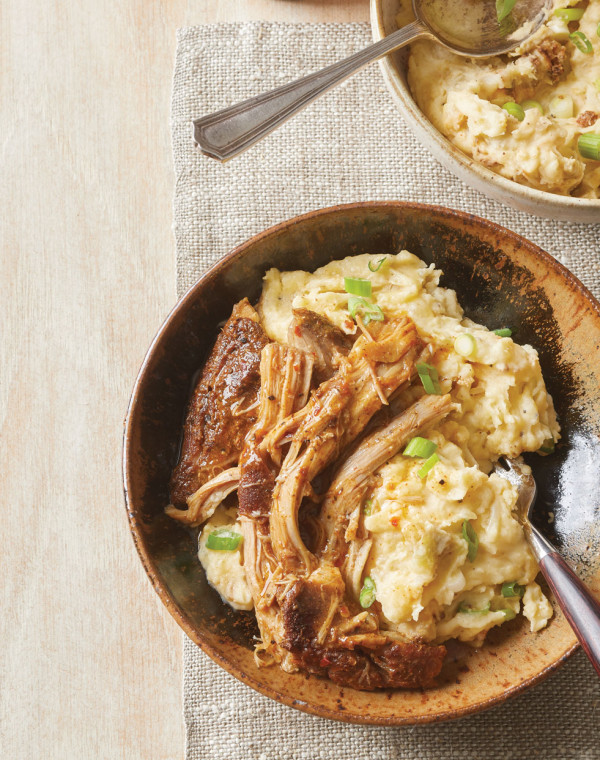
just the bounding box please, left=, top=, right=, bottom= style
left=1, top=1, right=368, bottom=758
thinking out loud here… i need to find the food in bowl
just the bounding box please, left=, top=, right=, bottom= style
left=404, top=0, right=600, bottom=197
left=166, top=250, right=559, bottom=690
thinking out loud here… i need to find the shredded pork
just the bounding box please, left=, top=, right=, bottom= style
left=168, top=306, right=455, bottom=689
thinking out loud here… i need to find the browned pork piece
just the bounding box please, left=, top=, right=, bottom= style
left=168, top=299, right=269, bottom=520
left=238, top=342, right=314, bottom=670
left=288, top=308, right=355, bottom=386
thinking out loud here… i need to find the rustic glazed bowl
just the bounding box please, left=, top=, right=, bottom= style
left=371, top=0, right=600, bottom=223
left=123, top=202, right=600, bottom=724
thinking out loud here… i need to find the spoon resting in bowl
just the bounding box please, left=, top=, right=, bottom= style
left=494, top=457, right=600, bottom=678
left=193, top=0, right=551, bottom=161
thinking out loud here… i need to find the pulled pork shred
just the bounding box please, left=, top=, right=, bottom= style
left=168, top=306, right=455, bottom=690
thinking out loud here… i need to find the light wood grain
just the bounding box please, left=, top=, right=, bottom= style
left=0, top=1, right=369, bottom=758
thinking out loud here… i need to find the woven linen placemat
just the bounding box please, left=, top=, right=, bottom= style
left=172, top=22, right=600, bottom=760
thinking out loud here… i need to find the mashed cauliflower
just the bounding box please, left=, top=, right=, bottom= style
left=405, top=0, right=600, bottom=198
left=200, top=251, right=558, bottom=645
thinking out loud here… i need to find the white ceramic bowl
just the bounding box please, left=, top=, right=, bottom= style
left=370, top=0, right=600, bottom=223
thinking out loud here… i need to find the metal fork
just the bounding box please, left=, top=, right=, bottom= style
left=494, top=458, right=600, bottom=677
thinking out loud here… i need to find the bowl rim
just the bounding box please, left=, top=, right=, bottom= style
left=369, top=0, right=600, bottom=212
left=122, top=200, right=599, bottom=725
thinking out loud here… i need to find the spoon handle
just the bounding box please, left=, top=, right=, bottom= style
left=193, top=21, right=429, bottom=161
left=530, top=526, right=600, bottom=677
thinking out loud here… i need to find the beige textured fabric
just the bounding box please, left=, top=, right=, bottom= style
left=172, top=22, right=600, bottom=760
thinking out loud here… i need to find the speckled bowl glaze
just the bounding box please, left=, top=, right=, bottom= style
left=123, top=202, right=600, bottom=724
left=371, top=1, right=600, bottom=223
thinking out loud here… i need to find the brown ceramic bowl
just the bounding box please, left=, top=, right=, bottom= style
left=123, top=202, right=600, bottom=724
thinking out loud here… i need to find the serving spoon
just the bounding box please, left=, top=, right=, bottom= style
left=494, top=458, right=600, bottom=677
left=194, top=0, right=551, bottom=161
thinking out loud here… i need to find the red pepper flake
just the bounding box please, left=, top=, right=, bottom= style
left=390, top=517, right=399, bottom=527
left=294, top=326, right=302, bottom=337
left=319, top=656, right=332, bottom=668
left=339, top=605, right=350, bottom=618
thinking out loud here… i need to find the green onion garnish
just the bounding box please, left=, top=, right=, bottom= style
left=493, top=327, right=513, bottom=337
left=347, top=295, right=385, bottom=325
left=418, top=453, right=439, bottom=479
left=458, top=601, right=491, bottom=614
left=597, top=22, right=600, bottom=37
left=403, top=437, right=438, bottom=459
left=501, top=608, right=517, bottom=621
left=368, top=257, right=387, bottom=272
left=521, top=100, right=544, bottom=114
left=206, top=528, right=243, bottom=551
left=416, top=362, right=442, bottom=395
left=554, top=8, right=584, bottom=20
left=462, top=520, right=479, bottom=562
left=496, top=0, right=516, bottom=23
left=578, top=133, right=600, bottom=160
left=539, top=438, right=556, bottom=454
left=549, top=94, right=574, bottom=119
left=454, top=333, right=477, bottom=358
left=344, top=277, right=372, bottom=298
left=595, top=79, right=600, bottom=92
left=359, top=577, right=376, bottom=609
left=363, top=499, right=373, bottom=516
left=502, top=581, right=526, bottom=598
left=570, top=30, right=593, bottom=53
left=502, top=102, right=525, bottom=121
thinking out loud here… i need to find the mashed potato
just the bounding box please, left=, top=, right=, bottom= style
left=200, top=251, right=558, bottom=644
left=406, top=0, right=600, bottom=198
left=198, top=507, right=253, bottom=611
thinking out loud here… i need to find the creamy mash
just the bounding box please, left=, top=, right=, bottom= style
left=199, top=251, right=558, bottom=645
left=405, top=0, right=600, bottom=198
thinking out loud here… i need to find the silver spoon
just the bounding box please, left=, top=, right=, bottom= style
left=494, top=457, right=600, bottom=677
left=193, top=0, right=551, bottom=161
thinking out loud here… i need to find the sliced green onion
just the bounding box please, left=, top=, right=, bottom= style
left=418, top=453, right=439, bottom=479
left=502, top=101, right=525, bottom=121
left=344, top=277, right=372, bottom=298
left=206, top=528, right=243, bottom=551
left=403, top=437, right=438, bottom=459
left=595, top=79, right=600, bottom=92
left=597, top=22, right=600, bottom=38
left=363, top=499, right=373, bottom=516
left=539, top=438, right=556, bottom=454
left=347, top=296, right=385, bottom=325
left=416, top=362, right=442, bottom=395
left=502, top=581, right=526, bottom=598
left=458, top=601, right=491, bottom=614
left=578, top=133, right=600, bottom=160
left=500, top=608, right=517, bottom=621
left=359, top=577, right=376, bottom=609
left=496, top=0, right=516, bottom=23
left=554, top=8, right=584, bottom=20
left=462, top=520, right=479, bottom=562
left=521, top=100, right=544, bottom=114
left=549, top=94, right=574, bottom=119
left=570, top=30, right=593, bottom=54
left=368, top=257, right=387, bottom=273
left=454, top=333, right=477, bottom=358
left=493, top=327, right=513, bottom=337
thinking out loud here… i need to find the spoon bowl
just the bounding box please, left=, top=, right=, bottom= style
left=416, top=0, right=551, bottom=56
